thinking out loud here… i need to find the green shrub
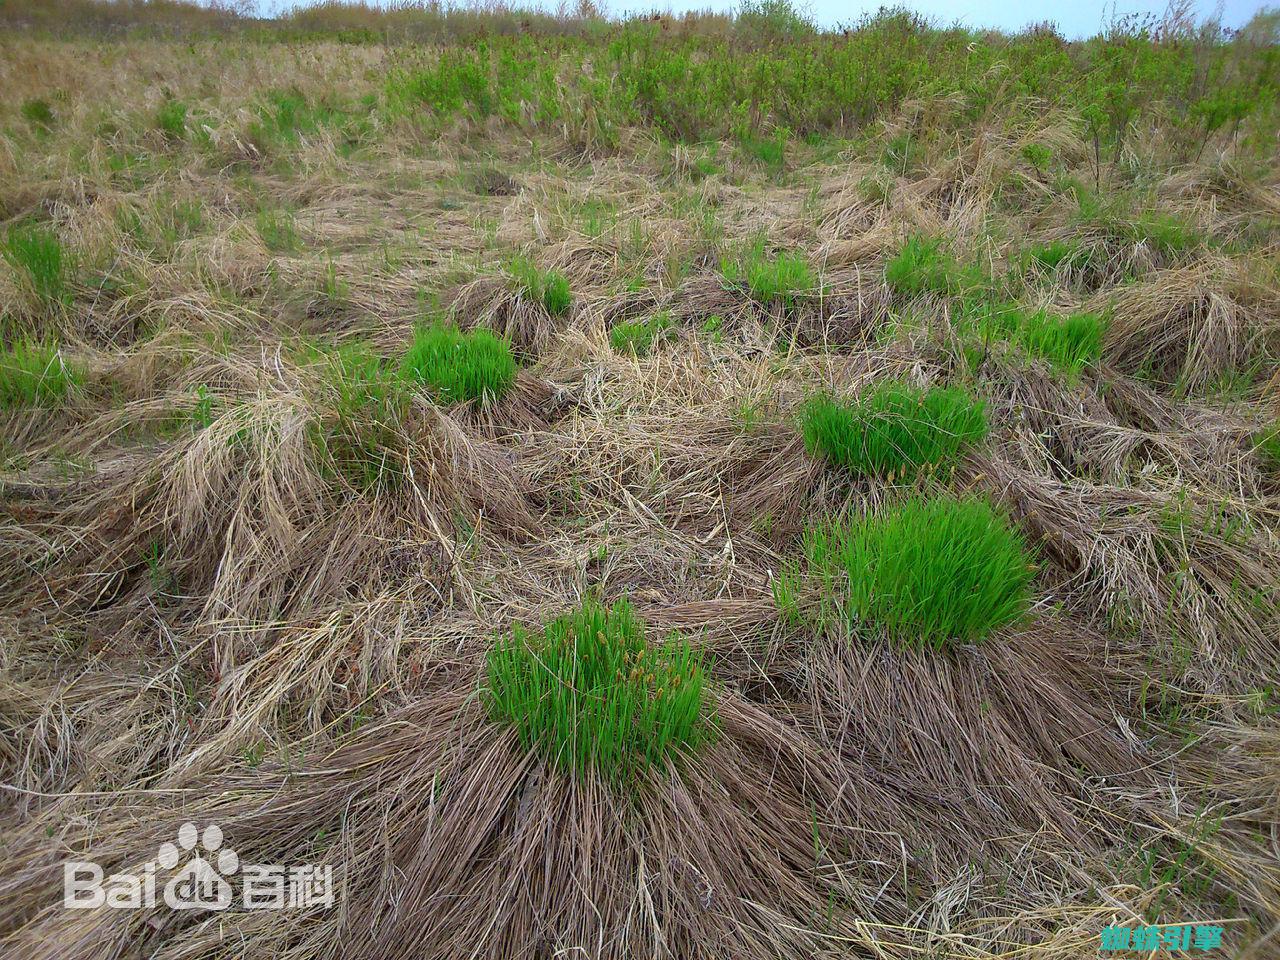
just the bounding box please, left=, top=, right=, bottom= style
left=736, top=0, right=816, bottom=40
left=509, top=255, right=572, bottom=316
left=0, top=340, right=82, bottom=408
left=722, top=243, right=813, bottom=305
left=884, top=235, right=969, bottom=296
left=800, top=384, right=988, bottom=479
left=398, top=323, right=517, bottom=405
left=485, top=599, right=711, bottom=780
left=1020, top=142, right=1053, bottom=171
left=792, top=494, right=1034, bottom=650
left=2, top=223, right=69, bottom=307
left=610, top=311, right=673, bottom=356
left=20, top=98, right=54, bottom=131
left=156, top=98, right=188, bottom=138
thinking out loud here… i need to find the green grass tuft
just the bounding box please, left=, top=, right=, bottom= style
left=1015, top=310, right=1105, bottom=375
left=509, top=255, right=572, bottom=316
left=20, top=98, right=54, bottom=131
left=609, top=311, right=673, bottom=356
left=0, top=340, right=82, bottom=409
left=485, top=598, right=712, bottom=780
left=156, top=98, right=188, bottom=138
left=255, top=207, right=299, bottom=253
left=314, top=344, right=410, bottom=491
left=739, top=129, right=787, bottom=170
left=800, top=384, right=987, bottom=479
left=1256, top=423, right=1280, bottom=475
left=3, top=223, right=69, bottom=308
left=792, top=494, right=1034, bottom=650
left=1129, top=211, right=1201, bottom=259
left=964, top=302, right=1105, bottom=376
left=398, top=323, right=517, bottom=405
left=722, top=242, right=813, bottom=305
left=884, top=235, right=984, bottom=297
left=1022, top=240, right=1080, bottom=272
left=885, top=235, right=953, bottom=295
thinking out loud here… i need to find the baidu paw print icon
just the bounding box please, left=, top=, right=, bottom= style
left=160, top=822, right=239, bottom=910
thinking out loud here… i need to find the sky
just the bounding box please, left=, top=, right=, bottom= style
left=627, top=0, right=1271, bottom=38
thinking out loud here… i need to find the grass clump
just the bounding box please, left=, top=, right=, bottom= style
left=609, top=311, right=673, bottom=357
left=800, top=384, right=988, bottom=480
left=1128, top=211, right=1200, bottom=259
left=156, top=98, right=188, bottom=138
left=1015, top=311, right=1105, bottom=375
left=787, top=494, right=1034, bottom=650
left=485, top=599, right=711, bottom=780
left=255, top=207, right=299, bottom=253
left=509, top=255, right=572, bottom=316
left=3, top=223, right=69, bottom=308
left=884, top=235, right=976, bottom=296
left=722, top=242, right=814, bottom=306
left=965, top=302, right=1105, bottom=376
left=20, top=98, right=54, bottom=131
left=398, top=323, right=517, bottom=405
left=0, top=340, right=82, bottom=409
left=738, top=129, right=788, bottom=171
left=1256, top=423, right=1280, bottom=475
left=315, top=344, right=410, bottom=491
left=1022, top=240, right=1081, bottom=272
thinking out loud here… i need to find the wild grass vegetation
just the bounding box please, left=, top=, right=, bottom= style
left=486, top=599, right=711, bottom=779
left=722, top=241, right=815, bottom=306
left=2, top=222, right=70, bottom=310
left=509, top=255, right=572, bottom=316
left=800, top=384, right=988, bottom=479
left=1, top=2, right=1279, bottom=958
left=399, top=323, right=517, bottom=405
left=0, top=339, right=82, bottom=408
left=779, top=494, right=1034, bottom=649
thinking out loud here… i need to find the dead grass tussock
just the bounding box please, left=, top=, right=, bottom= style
left=968, top=454, right=1280, bottom=692
left=1097, top=255, right=1280, bottom=390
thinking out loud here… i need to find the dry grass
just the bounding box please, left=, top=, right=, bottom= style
left=1, top=23, right=1278, bottom=960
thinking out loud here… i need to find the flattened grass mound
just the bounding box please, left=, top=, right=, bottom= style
left=786, top=494, right=1034, bottom=649
left=486, top=599, right=711, bottom=778
left=800, top=383, right=987, bottom=479
left=399, top=322, right=517, bottom=405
